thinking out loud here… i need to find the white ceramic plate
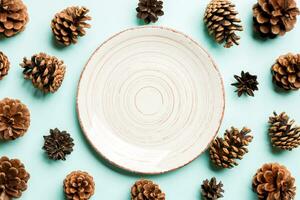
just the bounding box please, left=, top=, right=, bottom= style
left=77, top=26, right=225, bottom=174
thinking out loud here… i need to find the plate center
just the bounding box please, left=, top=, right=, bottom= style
left=135, top=86, right=163, bottom=115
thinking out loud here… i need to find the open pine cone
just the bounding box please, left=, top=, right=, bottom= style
left=20, top=53, right=66, bottom=93
left=271, top=53, right=300, bottom=90
left=0, top=156, right=30, bottom=200
left=0, top=98, right=30, bottom=141
left=204, top=0, right=243, bottom=48
left=43, top=128, right=74, bottom=161
left=231, top=71, right=259, bottom=97
left=268, top=112, right=300, bottom=150
left=136, top=0, right=164, bottom=24
left=0, top=0, right=29, bottom=37
left=252, top=163, right=296, bottom=200
left=253, top=0, right=300, bottom=38
left=131, top=179, right=165, bottom=200
left=0, top=51, right=10, bottom=80
left=51, top=6, right=91, bottom=46
left=64, top=171, right=95, bottom=200
left=201, top=177, right=224, bottom=200
left=209, top=127, right=253, bottom=168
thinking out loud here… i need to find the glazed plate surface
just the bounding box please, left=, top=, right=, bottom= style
left=77, top=26, right=225, bottom=174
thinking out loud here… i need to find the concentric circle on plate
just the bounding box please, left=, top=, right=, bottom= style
left=77, top=26, right=225, bottom=174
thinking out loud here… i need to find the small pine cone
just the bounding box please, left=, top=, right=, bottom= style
left=43, top=128, right=74, bottom=160
left=268, top=112, right=300, bottom=151
left=0, top=0, right=29, bottom=37
left=131, top=179, right=165, bottom=200
left=64, top=171, right=95, bottom=200
left=231, top=71, right=259, bottom=97
left=252, top=163, right=296, bottom=200
left=0, top=98, right=30, bottom=141
left=0, top=51, right=10, bottom=80
left=204, top=0, right=243, bottom=48
left=271, top=53, right=300, bottom=90
left=209, top=127, right=253, bottom=168
left=51, top=6, right=91, bottom=46
left=201, top=177, right=224, bottom=200
left=136, top=0, right=164, bottom=24
left=20, top=53, right=66, bottom=93
left=253, top=0, right=300, bottom=38
left=0, top=156, right=30, bottom=200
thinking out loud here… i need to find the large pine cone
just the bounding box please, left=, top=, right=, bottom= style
left=0, top=156, right=30, bottom=200
left=201, top=177, right=224, bottom=200
left=51, top=6, right=91, bottom=46
left=20, top=53, right=66, bottom=93
left=209, top=127, right=253, bottom=168
left=0, top=0, right=29, bottom=37
left=0, top=98, right=30, bottom=141
left=131, top=179, right=165, bottom=200
left=136, top=0, right=164, bottom=24
left=271, top=53, right=300, bottom=90
left=204, top=0, right=243, bottom=48
left=0, top=51, right=10, bottom=80
left=252, top=163, right=296, bottom=200
left=269, top=112, right=300, bottom=150
left=64, top=171, right=95, bottom=200
left=253, top=0, right=300, bottom=38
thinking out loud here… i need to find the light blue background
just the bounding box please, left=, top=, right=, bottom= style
left=1, top=0, right=300, bottom=199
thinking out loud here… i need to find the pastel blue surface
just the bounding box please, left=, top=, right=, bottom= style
left=1, top=0, right=300, bottom=199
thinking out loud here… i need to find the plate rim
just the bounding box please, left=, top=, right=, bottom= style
left=76, top=26, right=225, bottom=174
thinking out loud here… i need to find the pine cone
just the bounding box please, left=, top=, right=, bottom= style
left=201, top=177, right=224, bottom=200
left=51, top=6, right=91, bottom=46
left=268, top=112, right=300, bottom=150
left=0, top=156, right=30, bottom=200
left=64, top=171, right=95, bottom=200
left=136, top=0, right=164, bottom=24
left=131, top=179, right=165, bottom=200
left=253, top=0, right=300, bottom=38
left=0, top=98, right=30, bottom=141
left=231, top=71, right=259, bottom=97
left=209, top=127, right=253, bottom=168
left=0, top=0, right=29, bottom=37
left=43, top=128, right=74, bottom=160
left=271, top=53, right=300, bottom=90
left=252, top=163, right=296, bottom=200
left=204, top=0, right=243, bottom=48
left=20, top=53, right=66, bottom=93
left=0, top=51, right=10, bottom=80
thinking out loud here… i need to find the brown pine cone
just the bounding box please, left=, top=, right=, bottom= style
left=209, top=127, right=253, bottom=168
left=43, top=128, right=74, bottom=160
left=253, top=0, right=300, bottom=38
left=201, top=177, right=224, bottom=200
left=51, top=6, right=91, bottom=46
left=131, top=179, right=165, bottom=200
left=0, top=98, right=30, bottom=141
left=136, top=0, right=164, bottom=24
left=252, top=163, right=296, bottom=200
left=231, top=71, right=259, bottom=97
left=268, top=112, right=300, bottom=151
left=64, top=171, right=95, bottom=200
left=204, top=0, right=243, bottom=48
left=271, top=53, right=300, bottom=90
left=0, top=156, right=30, bottom=200
left=0, top=51, right=10, bottom=80
left=20, top=53, right=66, bottom=93
left=0, top=0, right=29, bottom=37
